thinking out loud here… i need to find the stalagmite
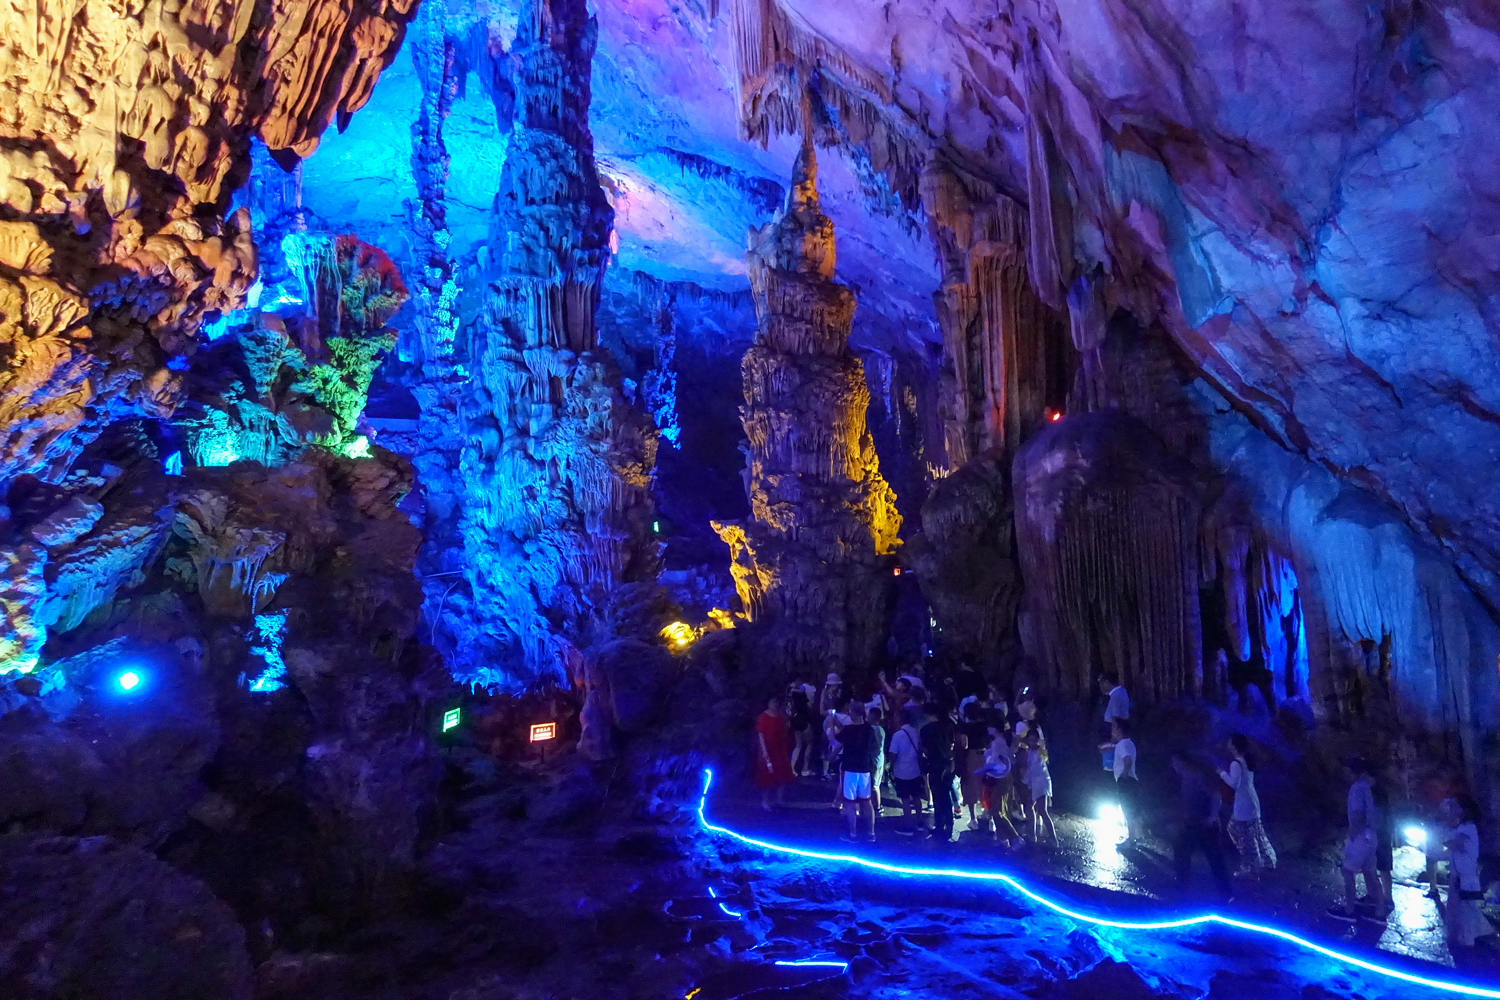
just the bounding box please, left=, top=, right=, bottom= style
left=444, top=0, right=659, bottom=706
left=715, top=123, right=900, bottom=680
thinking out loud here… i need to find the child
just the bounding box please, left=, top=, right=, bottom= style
left=1014, top=694, right=1056, bottom=846
left=1435, top=795, right=1495, bottom=948
left=979, top=715, right=1024, bottom=850
left=868, top=705, right=888, bottom=812
left=787, top=680, right=814, bottom=777
left=823, top=697, right=851, bottom=806
left=959, top=701, right=990, bottom=828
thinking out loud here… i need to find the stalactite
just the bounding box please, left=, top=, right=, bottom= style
left=1014, top=411, right=1203, bottom=703
left=714, top=124, right=900, bottom=680
left=919, top=157, right=1071, bottom=470
left=725, top=0, right=925, bottom=205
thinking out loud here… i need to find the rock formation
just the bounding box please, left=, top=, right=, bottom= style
left=920, top=159, right=1074, bottom=470
left=0, top=0, right=417, bottom=671
left=901, top=452, right=1020, bottom=675
left=715, top=126, right=901, bottom=681
left=1014, top=411, right=1204, bottom=703
left=437, top=0, right=659, bottom=704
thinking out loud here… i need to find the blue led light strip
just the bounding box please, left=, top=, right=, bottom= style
left=695, top=769, right=1500, bottom=998
left=774, top=960, right=849, bottom=969
left=707, top=886, right=743, bottom=918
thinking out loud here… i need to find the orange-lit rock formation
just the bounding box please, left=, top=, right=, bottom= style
left=715, top=130, right=900, bottom=680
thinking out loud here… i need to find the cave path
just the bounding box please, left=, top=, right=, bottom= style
left=695, top=769, right=1499, bottom=999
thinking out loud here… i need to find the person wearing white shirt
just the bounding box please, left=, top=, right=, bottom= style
left=1433, top=796, right=1494, bottom=946
left=887, top=712, right=925, bottom=834
left=1217, top=734, right=1277, bottom=872
left=1100, top=672, right=1130, bottom=727
left=1100, top=718, right=1138, bottom=846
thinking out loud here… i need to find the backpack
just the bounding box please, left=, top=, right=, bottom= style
left=919, top=718, right=955, bottom=772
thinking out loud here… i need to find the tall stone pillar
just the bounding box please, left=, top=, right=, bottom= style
left=715, top=132, right=901, bottom=681
left=451, top=0, right=658, bottom=688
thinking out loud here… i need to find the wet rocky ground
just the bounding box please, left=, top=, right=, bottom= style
left=248, top=749, right=1499, bottom=1000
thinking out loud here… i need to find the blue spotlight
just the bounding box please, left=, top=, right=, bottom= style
left=695, top=769, right=1500, bottom=999
left=114, top=669, right=143, bottom=693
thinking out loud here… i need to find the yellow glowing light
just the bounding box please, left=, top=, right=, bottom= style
left=707, top=608, right=735, bottom=630
left=661, top=621, right=696, bottom=648
left=685, top=989, right=701, bottom=1000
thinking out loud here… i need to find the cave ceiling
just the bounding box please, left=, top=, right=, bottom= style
left=295, top=0, right=1500, bottom=615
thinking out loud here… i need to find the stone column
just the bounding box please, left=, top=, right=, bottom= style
left=715, top=130, right=901, bottom=681
left=451, top=0, right=658, bottom=690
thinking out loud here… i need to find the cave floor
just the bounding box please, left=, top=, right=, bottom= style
left=255, top=754, right=1500, bottom=1000
left=721, top=775, right=1457, bottom=962
left=688, top=773, right=1500, bottom=997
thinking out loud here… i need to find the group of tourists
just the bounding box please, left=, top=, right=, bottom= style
left=754, top=662, right=1089, bottom=850
left=752, top=659, right=1493, bottom=947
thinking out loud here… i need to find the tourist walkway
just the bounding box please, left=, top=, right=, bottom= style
left=712, top=772, right=1499, bottom=981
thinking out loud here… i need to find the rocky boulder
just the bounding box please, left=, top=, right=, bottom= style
left=0, top=835, right=252, bottom=1000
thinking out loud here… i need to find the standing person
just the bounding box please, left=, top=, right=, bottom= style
left=1433, top=795, right=1495, bottom=947
left=868, top=705, right=888, bottom=813
left=1172, top=752, right=1233, bottom=899
left=959, top=701, right=990, bottom=828
left=754, top=696, right=795, bottom=810
left=1100, top=672, right=1130, bottom=732
left=824, top=697, right=852, bottom=806
left=1100, top=719, right=1139, bottom=846
left=954, top=657, right=988, bottom=704
left=787, top=681, right=814, bottom=777
left=1218, top=734, right=1277, bottom=872
left=1328, top=758, right=1390, bottom=922
left=889, top=709, right=925, bottom=835
left=987, top=682, right=1008, bottom=715
left=920, top=697, right=959, bottom=844
left=980, top=715, right=1025, bottom=849
left=1014, top=694, right=1056, bottom=845
left=817, top=673, right=842, bottom=777
left=836, top=702, right=879, bottom=843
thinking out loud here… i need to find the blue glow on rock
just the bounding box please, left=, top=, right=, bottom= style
left=247, top=612, right=288, bottom=692
left=695, top=769, right=1500, bottom=999
left=163, top=450, right=183, bottom=476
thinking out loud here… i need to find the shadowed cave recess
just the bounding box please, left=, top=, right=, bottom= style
left=0, top=0, right=1498, bottom=997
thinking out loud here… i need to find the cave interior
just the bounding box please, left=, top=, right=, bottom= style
left=0, top=0, right=1498, bottom=996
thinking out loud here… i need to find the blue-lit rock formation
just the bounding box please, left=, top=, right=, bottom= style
left=397, top=0, right=662, bottom=753
left=714, top=128, right=901, bottom=681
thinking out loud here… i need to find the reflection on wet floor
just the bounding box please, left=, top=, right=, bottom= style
left=735, top=777, right=1494, bottom=975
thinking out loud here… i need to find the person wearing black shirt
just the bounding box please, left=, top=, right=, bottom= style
left=1172, top=752, right=1232, bottom=898
left=920, top=701, right=959, bottom=843
left=837, top=702, right=880, bottom=843
left=787, top=682, right=814, bottom=777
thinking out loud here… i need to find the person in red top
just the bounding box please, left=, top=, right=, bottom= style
left=754, top=695, right=796, bottom=810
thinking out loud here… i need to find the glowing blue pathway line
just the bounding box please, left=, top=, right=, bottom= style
left=695, top=768, right=1500, bottom=998
left=773, top=960, right=849, bottom=969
